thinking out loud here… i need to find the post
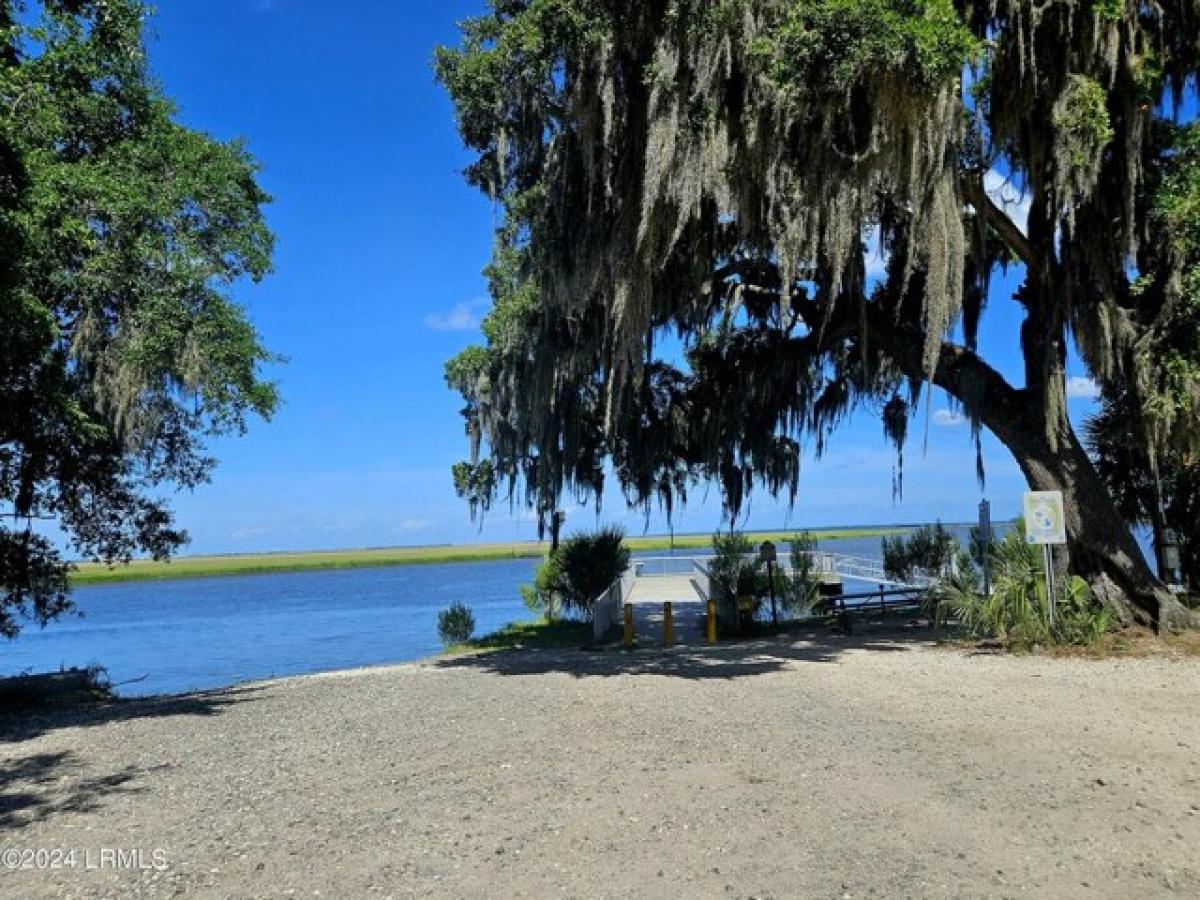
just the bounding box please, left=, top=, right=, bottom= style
left=1042, top=544, right=1056, bottom=627
left=879, top=584, right=885, bottom=616
left=767, top=559, right=778, bottom=625
left=663, top=602, right=674, bottom=647
left=979, top=499, right=992, bottom=602
left=623, top=603, right=634, bottom=648
left=706, top=599, right=717, bottom=645
left=982, top=550, right=992, bottom=603
left=760, top=541, right=779, bottom=626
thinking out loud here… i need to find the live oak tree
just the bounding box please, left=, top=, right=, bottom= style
left=437, top=0, right=1200, bottom=630
left=1086, top=124, right=1200, bottom=593
left=1087, top=397, right=1200, bottom=589
left=0, top=1, right=277, bottom=636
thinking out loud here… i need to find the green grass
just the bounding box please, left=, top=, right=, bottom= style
left=69, top=526, right=909, bottom=586
left=444, top=618, right=595, bottom=655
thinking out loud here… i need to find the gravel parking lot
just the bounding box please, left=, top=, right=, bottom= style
left=3, top=624, right=1199, bottom=898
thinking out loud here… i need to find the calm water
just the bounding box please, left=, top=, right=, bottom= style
left=0, top=531, right=972, bottom=698
left=3, top=558, right=540, bottom=698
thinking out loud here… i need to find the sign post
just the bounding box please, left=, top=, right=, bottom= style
left=978, top=499, right=992, bottom=601
left=760, top=540, right=778, bottom=626
left=1023, top=491, right=1067, bottom=626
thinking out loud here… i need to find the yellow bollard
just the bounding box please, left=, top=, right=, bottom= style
left=623, top=603, right=634, bottom=648
left=706, top=599, right=717, bottom=645
left=663, top=602, right=674, bottom=648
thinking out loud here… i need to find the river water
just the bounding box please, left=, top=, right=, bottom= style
left=0, top=531, right=970, bottom=697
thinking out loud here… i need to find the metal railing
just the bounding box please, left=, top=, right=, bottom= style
left=633, top=556, right=710, bottom=577
left=672, top=552, right=931, bottom=590
left=690, top=558, right=711, bottom=604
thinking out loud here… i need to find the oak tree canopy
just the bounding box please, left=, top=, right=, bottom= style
left=0, top=1, right=277, bottom=636
left=438, top=0, right=1200, bottom=628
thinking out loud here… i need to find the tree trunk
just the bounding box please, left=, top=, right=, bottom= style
left=998, top=420, right=1194, bottom=631
left=949, top=367, right=1196, bottom=631
left=859, top=279, right=1192, bottom=631
left=888, top=332, right=1197, bottom=633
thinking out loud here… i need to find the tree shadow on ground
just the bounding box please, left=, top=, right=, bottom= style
left=0, top=684, right=269, bottom=830
left=0, top=684, right=266, bottom=745
left=435, top=620, right=940, bottom=681
left=0, top=749, right=147, bottom=829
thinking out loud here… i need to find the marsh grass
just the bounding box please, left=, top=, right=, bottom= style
left=69, top=528, right=906, bottom=585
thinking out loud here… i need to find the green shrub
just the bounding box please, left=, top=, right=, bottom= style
left=437, top=601, right=476, bottom=646
left=784, top=532, right=821, bottom=616
left=0, top=665, right=112, bottom=711
left=923, top=565, right=976, bottom=628
left=1053, top=580, right=1115, bottom=646
left=932, top=520, right=1113, bottom=648
left=521, top=526, right=631, bottom=620
left=882, top=522, right=960, bottom=583
left=936, top=527, right=1042, bottom=641
left=882, top=523, right=982, bottom=624
left=708, top=531, right=767, bottom=632
left=521, top=555, right=564, bottom=621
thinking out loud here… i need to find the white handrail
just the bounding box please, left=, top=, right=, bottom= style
left=591, top=563, right=638, bottom=642
left=680, top=552, right=927, bottom=590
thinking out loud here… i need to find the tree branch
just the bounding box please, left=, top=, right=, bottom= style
left=714, top=257, right=1029, bottom=438
left=963, top=173, right=1035, bottom=269
left=859, top=301, right=1029, bottom=443
left=712, top=259, right=827, bottom=331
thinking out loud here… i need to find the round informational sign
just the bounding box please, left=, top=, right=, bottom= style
left=759, top=540, right=777, bottom=563
left=1023, top=491, right=1067, bottom=545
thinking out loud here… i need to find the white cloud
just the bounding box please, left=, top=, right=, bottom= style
left=423, top=298, right=490, bottom=332
left=933, top=408, right=967, bottom=427
left=983, top=170, right=1031, bottom=236
left=1066, top=376, right=1101, bottom=401
left=398, top=518, right=431, bottom=533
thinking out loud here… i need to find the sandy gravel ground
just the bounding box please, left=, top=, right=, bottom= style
left=2, top=624, right=1199, bottom=899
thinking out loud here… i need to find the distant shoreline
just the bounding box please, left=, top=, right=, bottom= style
left=69, top=526, right=915, bottom=586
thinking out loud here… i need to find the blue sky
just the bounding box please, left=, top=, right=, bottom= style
left=139, top=1, right=1101, bottom=555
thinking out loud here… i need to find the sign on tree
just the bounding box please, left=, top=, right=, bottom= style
left=1024, top=492, right=1067, bottom=546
